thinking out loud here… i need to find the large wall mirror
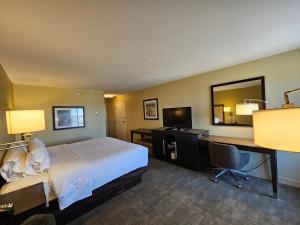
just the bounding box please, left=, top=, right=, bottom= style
left=211, top=76, right=265, bottom=127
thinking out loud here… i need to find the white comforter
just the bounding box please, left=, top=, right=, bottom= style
left=48, top=145, right=93, bottom=210
left=48, top=137, right=148, bottom=210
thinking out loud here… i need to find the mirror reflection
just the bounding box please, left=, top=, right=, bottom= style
left=211, top=77, right=265, bottom=126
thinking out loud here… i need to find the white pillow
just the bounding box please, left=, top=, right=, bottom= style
left=1, top=144, right=27, bottom=182
left=25, top=138, right=50, bottom=175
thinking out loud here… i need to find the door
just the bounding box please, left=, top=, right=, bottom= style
left=115, top=99, right=128, bottom=140
left=105, top=98, right=117, bottom=138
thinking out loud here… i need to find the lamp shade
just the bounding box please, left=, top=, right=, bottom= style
left=236, top=103, right=259, bottom=115
left=6, top=110, right=45, bottom=134
left=223, top=107, right=231, bottom=112
left=253, top=108, right=300, bottom=152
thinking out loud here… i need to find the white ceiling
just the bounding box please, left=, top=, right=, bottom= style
left=1, top=0, right=300, bottom=93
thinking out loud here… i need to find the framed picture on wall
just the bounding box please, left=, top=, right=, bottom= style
left=52, top=106, right=85, bottom=130
left=143, top=98, right=159, bottom=120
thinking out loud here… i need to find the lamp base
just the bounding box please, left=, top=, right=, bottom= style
left=282, top=103, right=295, bottom=108
left=22, top=133, right=33, bottom=151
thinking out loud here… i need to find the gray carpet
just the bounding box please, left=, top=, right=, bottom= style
left=68, top=158, right=300, bottom=225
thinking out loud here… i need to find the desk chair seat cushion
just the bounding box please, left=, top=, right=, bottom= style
left=209, top=142, right=249, bottom=170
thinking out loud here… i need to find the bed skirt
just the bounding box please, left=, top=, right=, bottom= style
left=13, top=166, right=148, bottom=225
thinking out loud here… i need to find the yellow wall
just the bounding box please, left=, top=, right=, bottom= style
left=0, top=65, right=14, bottom=143
left=120, top=48, right=300, bottom=187
left=13, top=85, right=106, bottom=146
left=0, top=65, right=13, bottom=110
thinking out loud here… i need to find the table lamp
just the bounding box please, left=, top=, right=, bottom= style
left=253, top=88, right=300, bottom=152
left=236, top=99, right=268, bottom=115
left=0, top=110, right=45, bottom=151
left=236, top=103, right=259, bottom=115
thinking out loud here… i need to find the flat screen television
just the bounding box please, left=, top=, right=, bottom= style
left=163, top=107, right=192, bottom=129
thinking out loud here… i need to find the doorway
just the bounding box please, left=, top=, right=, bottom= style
left=105, top=97, right=128, bottom=141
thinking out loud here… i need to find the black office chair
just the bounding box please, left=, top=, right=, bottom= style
left=209, top=142, right=250, bottom=188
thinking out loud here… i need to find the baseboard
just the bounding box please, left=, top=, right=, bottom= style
left=278, top=176, right=300, bottom=188
left=249, top=170, right=300, bottom=188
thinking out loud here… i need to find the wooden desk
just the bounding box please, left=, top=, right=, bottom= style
left=199, top=135, right=278, bottom=198
left=130, top=128, right=153, bottom=143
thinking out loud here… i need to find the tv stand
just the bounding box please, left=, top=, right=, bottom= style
left=152, top=127, right=209, bottom=170
left=167, top=127, right=190, bottom=132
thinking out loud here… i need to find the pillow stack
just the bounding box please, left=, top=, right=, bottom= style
left=0, top=138, right=51, bottom=182
left=26, top=138, right=51, bottom=175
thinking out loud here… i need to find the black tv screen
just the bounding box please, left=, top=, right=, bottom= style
left=163, top=107, right=192, bottom=129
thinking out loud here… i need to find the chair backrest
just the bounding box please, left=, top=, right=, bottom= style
left=209, top=142, right=241, bottom=169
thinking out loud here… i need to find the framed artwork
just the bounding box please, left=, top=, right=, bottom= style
left=143, top=98, right=159, bottom=120
left=52, top=106, right=85, bottom=130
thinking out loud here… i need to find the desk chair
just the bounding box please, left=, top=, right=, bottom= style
left=209, top=142, right=250, bottom=188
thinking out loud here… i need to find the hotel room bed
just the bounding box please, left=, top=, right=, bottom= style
left=0, top=137, right=148, bottom=224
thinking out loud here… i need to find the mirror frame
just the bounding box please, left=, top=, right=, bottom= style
left=210, top=76, right=266, bottom=127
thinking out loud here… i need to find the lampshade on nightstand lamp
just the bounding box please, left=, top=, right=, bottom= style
left=6, top=110, right=45, bottom=141
left=0, top=110, right=45, bottom=152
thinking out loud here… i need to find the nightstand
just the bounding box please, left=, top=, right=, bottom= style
left=0, top=183, right=46, bottom=225
left=0, top=203, right=14, bottom=225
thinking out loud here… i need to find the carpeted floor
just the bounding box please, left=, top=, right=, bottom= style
left=68, top=157, right=300, bottom=225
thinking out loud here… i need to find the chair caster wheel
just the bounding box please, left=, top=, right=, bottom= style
left=245, top=176, right=250, bottom=180
left=212, top=178, right=218, bottom=183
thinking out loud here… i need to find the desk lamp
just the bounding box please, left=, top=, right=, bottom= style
left=253, top=88, right=300, bottom=152
left=236, top=99, right=268, bottom=115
